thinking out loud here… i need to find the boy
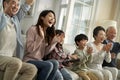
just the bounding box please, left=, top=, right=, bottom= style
left=71, top=34, right=98, bottom=80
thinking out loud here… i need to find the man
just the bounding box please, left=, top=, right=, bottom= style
left=102, top=26, right=120, bottom=80
left=0, top=0, right=37, bottom=80
left=102, top=26, right=120, bottom=67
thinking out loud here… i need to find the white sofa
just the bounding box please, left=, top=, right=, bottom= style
left=0, top=41, right=120, bottom=80
left=63, top=44, right=120, bottom=80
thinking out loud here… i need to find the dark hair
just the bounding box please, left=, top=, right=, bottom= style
left=75, top=34, right=88, bottom=46
left=3, top=0, right=20, bottom=8
left=55, top=29, right=65, bottom=48
left=55, top=29, right=64, bottom=36
left=35, top=10, right=56, bottom=45
left=93, top=26, right=105, bottom=39
left=3, top=0, right=9, bottom=8
left=3, top=0, right=10, bottom=3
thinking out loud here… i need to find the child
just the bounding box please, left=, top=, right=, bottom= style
left=44, top=29, right=73, bottom=80
left=71, top=34, right=98, bottom=80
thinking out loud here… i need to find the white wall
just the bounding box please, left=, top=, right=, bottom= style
left=20, top=0, right=117, bottom=38
left=95, top=0, right=116, bottom=26
left=20, top=0, right=56, bottom=34
left=88, top=0, right=117, bottom=42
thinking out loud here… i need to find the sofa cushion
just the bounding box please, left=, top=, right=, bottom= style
left=63, top=44, right=76, bottom=54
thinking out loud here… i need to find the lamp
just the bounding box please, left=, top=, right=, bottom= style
left=100, top=20, right=117, bottom=30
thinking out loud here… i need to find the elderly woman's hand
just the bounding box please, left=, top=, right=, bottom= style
left=103, top=43, right=112, bottom=53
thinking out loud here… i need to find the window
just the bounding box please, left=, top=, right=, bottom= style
left=56, top=0, right=96, bottom=44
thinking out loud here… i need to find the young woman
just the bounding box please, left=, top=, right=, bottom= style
left=23, top=10, right=59, bottom=80
left=87, top=26, right=118, bottom=80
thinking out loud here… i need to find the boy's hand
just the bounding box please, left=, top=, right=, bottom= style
left=87, top=46, right=93, bottom=55
left=71, top=54, right=78, bottom=59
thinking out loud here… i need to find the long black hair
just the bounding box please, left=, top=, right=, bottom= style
left=35, top=10, right=56, bottom=45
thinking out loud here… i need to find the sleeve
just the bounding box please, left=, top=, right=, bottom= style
left=84, top=50, right=93, bottom=63
left=16, top=3, right=30, bottom=21
left=105, top=51, right=111, bottom=63
left=26, top=26, right=43, bottom=53
left=86, top=55, right=93, bottom=63
left=116, top=42, right=120, bottom=53
left=73, top=49, right=88, bottom=63
left=45, top=40, right=57, bottom=55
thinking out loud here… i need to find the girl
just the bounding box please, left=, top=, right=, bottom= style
left=44, top=29, right=73, bottom=80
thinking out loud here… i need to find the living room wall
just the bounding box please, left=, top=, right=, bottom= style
left=20, top=0, right=117, bottom=36
left=88, top=0, right=117, bottom=42
left=20, top=0, right=57, bottom=34
left=95, top=0, right=117, bottom=26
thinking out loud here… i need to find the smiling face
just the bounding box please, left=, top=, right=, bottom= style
left=77, top=39, right=88, bottom=49
left=94, top=30, right=106, bottom=43
left=3, top=0, right=20, bottom=17
left=106, top=27, right=117, bottom=41
left=42, top=12, right=55, bottom=28
left=58, top=33, right=65, bottom=44
left=93, top=26, right=106, bottom=43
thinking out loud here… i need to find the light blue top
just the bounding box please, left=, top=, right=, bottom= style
left=0, top=0, right=30, bottom=59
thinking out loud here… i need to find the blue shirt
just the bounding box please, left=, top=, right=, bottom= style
left=0, top=0, right=30, bottom=59
left=102, top=40, right=120, bottom=67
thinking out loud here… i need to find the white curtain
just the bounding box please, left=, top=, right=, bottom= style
left=0, top=0, right=3, bottom=12
left=114, top=0, right=120, bottom=42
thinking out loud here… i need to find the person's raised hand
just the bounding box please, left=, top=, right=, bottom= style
left=25, top=0, right=35, bottom=5
left=87, top=46, right=93, bottom=55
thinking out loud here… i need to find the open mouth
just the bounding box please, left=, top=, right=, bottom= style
left=48, top=21, right=53, bottom=26
left=12, top=7, right=18, bottom=13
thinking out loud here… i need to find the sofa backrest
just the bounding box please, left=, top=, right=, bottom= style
left=63, top=44, right=76, bottom=54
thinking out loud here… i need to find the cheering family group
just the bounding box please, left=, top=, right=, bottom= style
left=0, top=0, right=120, bottom=80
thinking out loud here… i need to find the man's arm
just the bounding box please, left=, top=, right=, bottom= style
left=16, top=0, right=35, bottom=21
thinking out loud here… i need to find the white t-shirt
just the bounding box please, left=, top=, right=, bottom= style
left=0, top=15, right=17, bottom=57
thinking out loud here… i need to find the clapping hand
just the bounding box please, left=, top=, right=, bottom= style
left=51, top=34, right=61, bottom=44
left=87, top=46, right=93, bottom=55
left=111, top=53, right=116, bottom=59
left=71, top=54, right=78, bottom=60
left=103, top=43, right=112, bottom=53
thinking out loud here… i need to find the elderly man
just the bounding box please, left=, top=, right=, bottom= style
left=0, top=0, right=37, bottom=80
left=102, top=26, right=120, bottom=67
left=102, top=26, right=120, bottom=80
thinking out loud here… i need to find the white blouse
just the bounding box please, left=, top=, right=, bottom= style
left=87, top=42, right=111, bottom=70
